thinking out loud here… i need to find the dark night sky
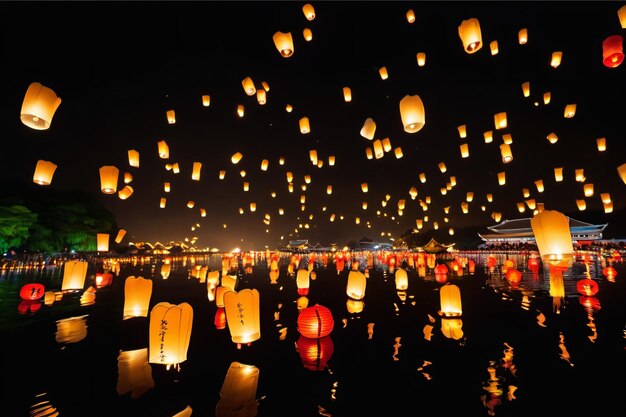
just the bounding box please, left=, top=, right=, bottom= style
left=1, top=1, right=625, bottom=250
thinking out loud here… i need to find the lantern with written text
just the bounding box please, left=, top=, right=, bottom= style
left=149, top=302, right=193, bottom=367
left=20, top=283, right=45, bottom=300
left=224, top=289, right=261, bottom=345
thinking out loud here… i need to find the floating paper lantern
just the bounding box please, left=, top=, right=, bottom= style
left=500, top=144, right=513, bottom=163
left=543, top=92, right=551, bottom=105
left=55, top=315, right=88, bottom=344
left=149, top=302, right=193, bottom=366
left=438, top=162, right=447, bottom=173
left=346, top=270, right=366, bottom=300
left=497, top=172, right=506, bottom=186
left=535, top=179, right=544, bottom=193
left=458, top=18, right=482, bottom=53
left=202, top=95, right=211, bottom=106
left=157, top=140, right=169, bottom=159
left=123, top=276, right=152, bottom=319
left=328, top=155, right=336, bottom=166
left=241, top=77, right=256, bottom=96
left=406, top=9, right=415, bottom=23
left=596, top=137, right=606, bottom=151
left=231, top=152, right=243, bottom=164
left=97, top=233, right=109, bottom=252
left=466, top=192, right=474, bottom=202
left=100, top=166, right=119, bottom=194
left=20, top=82, right=62, bottom=130
left=517, top=202, right=526, bottom=213
left=394, top=147, right=404, bottom=159
left=399, top=94, right=425, bottom=133
left=395, top=268, right=408, bottom=291
left=483, top=131, right=493, bottom=143
left=123, top=172, right=133, bottom=184
left=575, top=168, right=585, bottom=182
left=216, top=362, right=260, bottom=417
left=127, top=150, right=140, bottom=168
left=602, top=35, right=624, bottom=68
left=564, top=104, right=577, bottom=118
left=457, top=124, right=467, bottom=138
left=237, top=104, right=245, bottom=117
left=224, top=289, right=261, bottom=344
left=118, top=185, right=133, bottom=200
left=576, top=199, right=587, bottom=211
left=303, top=28, right=313, bottom=41
left=521, top=81, right=530, bottom=97
left=372, top=140, right=384, bottom=159
left=416, top=52, right=426, bottom=66
left=518, top=28, right=528, bottom=44
left=166, top=110, right=175, bottom=124
left=360, top=118, right=376, bottom=139
left=379, top=66, right=389, bottom=80
left=547, top=132, right=558, bottom=144
left=494, top=112, right=507, bottom=129
left=440, top=283, right=462, bottom=316
left=159, top=198, right=166, bottom=208
left=116, top=348, right=154, bottom=399
left=502, top=133, right=513, bottom=145
left=33, top=160, right=57, bottom=185
left=530, top=210, right=573, bottom=263
left=459, top=143, right=469, bottom=158
left=20, top=283, right=45, bottom=300
left=490, top=40, right=499, bottom=55
left=554, top=167, right=564, bottom=182
left=191, top=162, right=202, bottom=181
left=299, top=117, right=311, bottom=134
left=115, top=229, right=126, bottom=244
left=583, top=183, right=594, bottom=197
left=302, top=3, right=315, bottom=20
left=256, top=89, right=266, bottom=105
left=619, top=5, right=626, bottom=28
left=273, top=31, right=294, bottom=57
left=298, top=304, right=334, bottom=338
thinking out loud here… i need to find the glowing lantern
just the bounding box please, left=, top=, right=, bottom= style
left=216, top=362, right=260, bottom=417
left=419, top=172, right=426, bottom=183
left=583, top=183, right=594, bottom=197
left=298, top=304, right=334, bottom=338
left=224, top=289, right=261, bottom=345
left=96, top=233, right=109, bottom=252
left=149, top=302, right=193, bottom=366
left=395, top=268, right=408, bottom=291
left=494, top=112, right=507, bottom=129
left=399, top=94, right=425, bottom=133
left=99, top=165, right=119, bottom=194
left=231, top=152, right=243, bottom=164
left=123, top=172, right=133, bottom=184
left=296, top=268, right=310, bottom=296
left=236, top=104, right=245, bottom=117
left=576, top=199, right=587, bottom=211
left=466, top=192, right=474, bottom=202
left=157, top=140, right=169, bottom=159
left=438, top=162, right=447, bottom=172
left=115, top=229, right=127, bottom=244
left=500, top=144, right=513, bottom=163
left=490, top=40, right=499, bottom=55
left=360, top=118, right=376, bottom=139
left=416, top=52, right=426, bottom=66
left=619, top=5, right=626, bottom=28
left=603, top=35, right=624, bottom=68
left=273, top=31, right=294, bottom=57
left=441, top=318, right=464, bottom=340
left=497, top=172, right=506, bottom=186
left=360, top=182, right=369, bottom=193
left=459, top=143, right=469, bottom=158
left=116, top=348, right=154, bottom=399
left=302, top=3, right=315, bottom=20
left=328, top=155, right=336, bottom=166
left=202, top=95, right=211, bottom=106
left=123, top=276, right=153, bottom=319
left=458, top=18, right=482, bottom=53
left=602, top=266, right=617, bottom=280
left=518, top=28, right=528, bottom=44
left=576, top=278, right=599, bottom=296
left=440, top=283, right=462, bottom=316
left=241, top=76, right=256, bottom=96
left=44, top=291, right=56, bottom=305
left=297, top=335, right=334, bottom=371
left=303, top=27, right=313, bottom=41
left=534, top=179, right=544, bottom=193
left=20, top=82, right=62, bottom=130
left=33, top=160, right=57, bottom=185
left=521, top=81, right=530, bottom=97
left=456, top=124, right=467, bottom=138
left=160, top=262, right=171, bottom=279
left=55, top=315, right=88, bottom=344
left=159, top=198, right=166, bottom=208
left=564, top=104, right=577, bottom=118
left=516, top=202, right=526, bottom=213
left=346, top=270, right=366, bottom=300
left=378, top=66, right=389, bottom=80
left=406, top=9, right=415, bottom=23
left=81, top=286, right=96, bottom=304
left=256, top=89, right=267, bottom=105
left=299, top=117, right=311, bottom=134
left=595, top=137, right=606, bottom=152
left=530, top=210, right=573, bottom=263
left=19, top=283, right=45, bottom=300
left=546, top=132, right=558, bottom=144
left=484, top=131, right=493, bottom=143
left=166, top=110, right=175, bottom=124
left=506, top=268, right=522, bottom=285
left=554, top=167, right=564, bottom=182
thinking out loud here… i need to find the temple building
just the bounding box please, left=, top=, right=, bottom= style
left=478, top=217, right=608, bottom=245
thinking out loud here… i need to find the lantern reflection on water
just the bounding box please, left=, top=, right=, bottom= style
left=116, top=348, right=154, bottom=399
left=441, top=318, right=464, bottom=340
left=19, top=283, right=45, bottom=300
left=297, top=335, right=334, bottom=371
left=55, top=315, right=88, bottom=344
left=215, top=362, right=260, bottom=417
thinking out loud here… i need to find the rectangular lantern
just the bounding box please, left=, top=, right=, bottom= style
left=440, top=283, right=462, bottom=316
left=99, top=165, right=119, bottom=194
left=115, top=229, right=127, bottom=243
left=483, top=131, right=493, bottom=143
left=395, top=268, right=408, bottom=291
left=551, top=51, right=563, bottom=68
left=564, top=104, right=577, bottom=118
left=521, top=82, right=530, bottom=97
left=202, top=95, right=211, bottom=106
left=128, top=150, right=140, bottom=167
left=494, top=112, right=507, bottom=129
left=500, top=144, right=513, bottom=163
left=166, top=110, right=176, bottom=124
left=123, top=276, right=153, bottom=319
left=459, top=143, right=469, bottom=158
left=490, top=40, right=499, bottom=55
left=554, top=167, right=564, bottom=182
left=149, top=302, right=193, bottom=367
left=192, top=162, right=202, bottom=181
left=299, top=117, right=311, bottom=134
left=97, top=233, right=110, bottom=252
left=160, top=198, right=166, bottom=208
left=33, top=160, right=57, bottom=185
left=530, top=209, right=573, bottom=263
left=61, top=260, right=88, bottom=291
left=224, top=289, right=261, bottom=345
left=497, top=172, right=506, bottom=185
left=343, top=86, right=352, bottom=102
left=596, top=137, right=606, bottom=151
left=583, top=183, right=594, bottom=197
left=457, top=124, right=467, bottom=138
left=535, top=179, right=544, bottom=193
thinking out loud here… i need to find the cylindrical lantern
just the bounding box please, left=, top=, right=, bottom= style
left=166, top=109, right=175, bottom=124
left=231, top=152, right=243, bottom=164
left=99, top=166, right=119, bottom=194
left=521, top=81, right=530, bottom=97
left=296, top=268, right=310, bottom=294
left=583, top=183, right=594, bottom=197
left=241, top=76, right=256, bottom=96
left=440, top=283, right=462, bottom=317
left=619, top=5, right=626, bottom=28
left=192, top=162, right=202, bottom=181
left=224, top=289, right=261, bottom=344
left=379, top=66, right=389, bottom=80
left=273, top=31, right=294, bottom=57
left=490, top=40, right=499, bottom=55
left=299, top=117, right=311, bottom=134
left=123, top=276, right=153, bottom=319
left=128, top=150, right=140, bottom=167
left=346, top=270, right=366, bottom=300
left=20, top=82, right=62, bottom=130
left=596, top=137, right=606, bottom=151
left=202, top=95, right=211, bottom=106
left=494, top=112, right=508, bottom=129
left=116, top=348, right=154, bottom=399
left=564, top=104, right=577, bottom=118
left=33, top=160, right=57, bottom=185
left=157, top=140, right=169, bottom=159
left=602, top=35, right=624, bottom=68
left=518, top=28, right=528, bottom=44
left=458, top=18, right=482, bottom=53
left=395, top=268, right=408, bottom=291
left=497, top=171, right=506, bottom=186
left=416, top=52, right=426, bottom=66
left=256, top=89, right=266, bottom=105
left=457, top=124, right=467, bottom=138
left=399, top=94, right=425, bottom=133
left=530, top=210, right=573, bottom=263
left=159, top=198, right=166, bottom=208
left=554, top=167, right=564, bottom=182
left=576, top=199, right=587, bottom=211
left=459, top=143, right=469, bottom=158
left=96, top=233, right=109, bottom=252
left=298, top=304, right=334, bottom=338
left=149, top=302, right=193, bottom=366
left=550, top=51, right=563, bottom=68
left=115, top=229, right=127, bottom=243
left=123, top=172, right=133, bottom=184
left=483, top=131, right=493, bottom=143
left=500, top=144, right=513, bottom=163
left=406, top=9, right=415, bottom=23
left=261, top=159, right=269, bottom=171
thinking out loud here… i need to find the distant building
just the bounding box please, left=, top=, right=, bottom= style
left=349, top=237, right=394, bottom=251
left=478, top=217, right=608, bottom=245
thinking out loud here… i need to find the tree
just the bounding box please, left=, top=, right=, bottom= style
left=0, top=205, right=37, bottom=253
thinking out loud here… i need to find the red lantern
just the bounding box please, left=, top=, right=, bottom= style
left=502, top=259, right=515, bottom=273
left=528, top=257, right=540, bottom=273
left=468, top=260, right=476, bottom=274
left=487, top=256, right=497, bottom=268
left=603, top=35, right=624, bottom=68
left=450, top=260, right=460, bottom=272
left=297, top=304, right=334, bottom=338
left=336, top=259, right=345, bottom=273
left=214, top=307, right=227, bottom=330
left=576, top=278, right=599, bottom=296
left=19, top=283, right=45, bottom=300
left=297, top=335, right=334, bottom=371
left=95, top=272, right=113, bottom=288
left=435, top=273, right=448, bottom=284
left=505, top=268, right=522, bottom=285
left=579, top=296, right=601, bottom=311
left=18, top=299, right=42, bottom=314
left=602, top=266, right=617, bottom=279
left=434, top=263, right=448, bottom=275
left=297, top=287, right=310, bottom=296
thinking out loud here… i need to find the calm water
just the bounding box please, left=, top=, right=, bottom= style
left=1, top=251, right=624, bottom=417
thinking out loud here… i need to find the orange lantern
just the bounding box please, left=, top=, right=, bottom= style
left=62, top=260, right=88, bottom=291
left=149, top=302, right=193, bottom=367
left=440, top=283, right=462, bottom=316
left=166, top=109, right=176, bottom=124
left=346, top=270, right=367, bottom=300
left=297, top=335, right=334, bottom=371
left=20, top=82, right=62, bottom=130
left=224, top=289, right=261, bottom=345
left=123, top=276, right=153, bottom=319
left=128, top=150, right=140, bottom=167
left=399, top=94, right=425, bottom=133
left=302, top=3, right=315, bottom=20
left=273, top=31, right=294, bottom=57
left=506, top=268, right=522, bottom=285
left=99, top=166, right=119, bottom=194
left=602, top=35, right=624, bottom=68
left=19, top=283, right=45, bottom=300
left=298, top=304, right=334, bottom=338
left=33, top=160, right=57, bottom=185
left=458, top=18, right=482, bottom=53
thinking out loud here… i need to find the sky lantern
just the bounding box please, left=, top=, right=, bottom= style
left=123, top=172, right=133, bottom=184
left=497, top=171, right=506, bottom=185
left=33, top=160, right=57, bottom=185
left=231, top=152, right=243, bottom=164
left=157, top=140, right=169, bottom=159
left=490, top=40, right=499, bottom=55
left=97, top=233, right=109, bottom=252
left=256, top=89, right=266, bottom=105
left=521, top=81, right=530, bottom=97
left=517, top=202, right=526, bottom=213
left=596, top=137, right=606, bottom=151
left=535, top=179, right=544, bottom=192
left=20, top=82, right=62, bottom=130
left=328, top=155, right=336, bottom=166
left=379, top=66, right=389, bottom=80
left=409, top=186, right=418, bottom=200
left=406, top=9, right=415, bottom=23
left=381, top=137, right=392, bottom=152
left=466, top=191, right=474, bottom=202
left=285, top=104, right=293, bottom=113
left=62, top=260, right=88, bottom=291
left=360, top=117, right=376, bottom=139
left=518, top=28, right=528, bottom=44
left=191, top=162, right=202, bottom=181
left=564, top=104, right=576, bottom=118
left=617, top=163, right=626, bottom=184
left=243, top=182, right=249, bottom=191
left=619, top=5, right=626, bottom=28
left=554, top=167, right=564, bottom=182
left=159, top=198, right=166, bottom=208
left=543, top=92, right=551, bottom=105
left=299, top=117, right=311, bottom=134
left=219, top=170, right=226, bottom=180
left=303, top=28, right=313, bottom=41
left=440, top=283, right=462, bottom=316
left=118, top=185, right=134, bottom=200
left=346, top=270, right=366, bottom=300
left=327, top=185, right=333, bottom=195
left=99, top=165, right=119, bottom=194
left=458, top=18, right=482, bottom=53
left=483, top=130, right=493, bottom=143
left=123, top=276, right=152, bottom=319
left=419, top=172, right=426, bottom=183
left=298, top=304, right=334, bottom=338
left=547, top=132, right=558, bottom=144
left=202, top=94, right=210, bottom=106
left=416, top=52, right=426, bottom=66
left=149, top=302, right=193, bottom=368
left=500, top=144, right=513, bottom=163
left=502, top=133, right=513, bottom=145
left=459, top=143, right=469, bottom=158
left=261, top=159, right=269, bottom=171
left=551, top=51, right=563, bottom=68
left=128, top=150, right=140, bottom=167
left=604, top=201, right=614, bottom=213
left=343, top=86, right=352, bottom=102
left=438, top=162, right=447, bottom=173
left=603, top=35, right=624, bottom=68
left=583, top=183, right=594, bottom=197
left=165, top=109, right=176, bottom=124
left=457, top=124, right=467, bottom=138
left=394, top=147, right=404, bottom=159
left=493, top=112, right=507, bottom=129
left=241, top=76, right=256, bottom=95
left=115, top=228, right=126, bottom=243
left=224, top=289, right=261, bottom=346
left=302, top=3, right=315, bottom=20
left=187, top=201, right=195, bottom=209
left=399, top=94, right=425, bottom=133
left=160, top=262, right=171, bottom=279
left=600, top=193, right=612, bottom=204
left=172, top=163, right=180, bottom=174
left=575, top=168, right=585, bottom=182
left=273, top=31, right=294, bottom=57
left=237, top=104, right=244, bottom=117
left=530, top=209, right=573, bottom=263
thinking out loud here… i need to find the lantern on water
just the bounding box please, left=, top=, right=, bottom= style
left=33, top=160, right=57, bottom=185
left=583, top=183, right=594, bottom=197
left=506, top=268, right=522, bottom=285
left=216, top=362, right=260, bottom=417
left=602, top=35, right=624, bottom=68
left=166, top=110, right=175, bottom=124
left=20, top=82, right=62, bottom=130
left=395, top=268, right=408, bottom=291
left=346, top=270, right=367, bottom=300
left=160, top=262, right=171, bottom=279
left=299, top=117, right=311, bottom=134
left=399, top=94, right=425, bottom=133
left=157, top=140, right=169, bottom=159
left=551, top=51, right=563, bottom=68
left=273, top=31, right=294, bottom=57
left=530, top=210, right=573, bottom=264
left=128, top=150, right=140, bottom=167
left=19, top=283, right=45, bottom=300
left=441, top=318, right=464, bottom=340
left=458, top=18, right=482, bottom=53
left=440, top=283, right=462, bottom=317
left=149, top=302, right=193, bottom=366
left=576, top=278, right=599, bottom=296
left=61, top=260, right=88, bottom=291
left=298, top=304, right=334, bottom=338
left=116, top=348, right=154, bottom=399
left=55, top=315, right=88, bottom=344
left=123, top=276, right=152, bottom=319
left=500, top=144, right=513, bottom=163
left=564, top=104, right=576, bottom=118
left=99, top=166, right=119, bottom=194
left=224, top=289, right=261, bottom=345
left=296, top=268, right=310, bottom=296
left=434, top=263, right=448, bottom=275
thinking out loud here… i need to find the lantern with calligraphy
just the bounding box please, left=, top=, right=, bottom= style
left=20, top=82, right=62, bottom=130
left=440, top=283, right=462, bottom=317
left=298, top=304, right=334, bottom=339
left=62, top=260, right=88, bottom=291
left=458, top=18, right=482, bottom=53
left=149, top=302, right=193, bottom=367
left=33, top=160, right=57, bottom=185
left=346, top=270, right=366, bottom=300
left=224, top=289, right=261, bottom=345
left=123, top=276, right=153, bottom=319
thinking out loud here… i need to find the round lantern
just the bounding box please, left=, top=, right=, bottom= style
left=505, top=268, right=522, bottom=285
left=19, top=283, right=45, bottom=300
left=434, top=263, right=448, bottom=275
left=576, top=278, right=599, bottom=296
left=602, top=35, right=624, bottom=68
left=297, top=304, right=334, bottom=338
left=297, top=335, right=334, bottom=371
